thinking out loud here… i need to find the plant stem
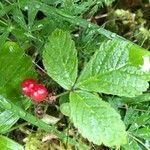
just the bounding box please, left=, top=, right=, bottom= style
left=115, top=146, right=120, bottom=150
left=0, top=19, right=7, bottom=26
left=39, top=3, right=113, bottom=39
left=56, top=91, right=70, bottom=99
left=34, top=0, right=127, bottom=42
left=119, top=106, right=150, bottom=112
left=5, top=122, right=29, bottom=133
left=20, top=0, right=118, bottom=39
left=0, top=95, right=89, bottom=150
left=128, top=133, right=149, bottom=150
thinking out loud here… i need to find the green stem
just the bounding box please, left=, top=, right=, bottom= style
left=39, top=2, right=113, bottom=39
left=0, top=96, right=89, bottom=150
left=20, top=0, right=120, bottom=40
left=5, top=122, right=29, bottom=133
left=35, top=1, right=127, bottom=41
left=56, top=91, right=70, bottom=99
left=115, top=146, right=120, bottom=150
left=0, top=19, right=7, bottom=26
left=128, top=133, right=149, bottom=150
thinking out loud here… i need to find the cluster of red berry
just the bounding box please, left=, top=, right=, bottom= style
left=21, top=79, right=48, bottom=103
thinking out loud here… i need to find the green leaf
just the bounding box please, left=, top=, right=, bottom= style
left=0, top=41, right=36, bottom=132
left=99, top=0, right=115, bottom=6
left=135, top=112, right=150, bottom=125
left=59, top=94, right=70, bottom=116
left=0, top=31, right=9, bottom=48
left=0, top=41, right=36, bottom=97
left=123, top=107, right=138, bottom=127
left=27, top=4, right=38, bottom=28
left=75, top=39, right=150, bottom=97
left=133, top=128, right=150, bottom=140
left=60, top=103, right=70, bottom=117
left=43, top=29, right=78, bottom=90
left=12, top=6, right=27, bottom=30
left=0, top=98, right=31, bottom=133
left=0, top=3, right=14, bottom=17
left=59, top=94, right=69, bottom=105
left=69, top=90, right=127, bottom=146
left=0, top=95, right=89, bottom=150
left=122, top=93, right=150, bottom=104
left=0, top=135, right=24, bottom=150
left=122, top=138, right=142, bottom=150
left=63, top=0, right=115, bottom=16
left=0, top=111, right=18, bottom=133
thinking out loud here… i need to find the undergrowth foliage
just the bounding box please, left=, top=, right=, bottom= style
left=43, top=28, right=150, bottom=147
left=0, top=0, right=150, bottom=150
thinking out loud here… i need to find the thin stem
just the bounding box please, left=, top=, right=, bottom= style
left=4, top=0, right=12, bottom=4
left=115, top=146, right=120, bottom=150
left=119, top=106, right=150, bottom=112
left=0, top=96, right=89, bottom=150
left=56, top=91, right=70, bottom=99
left=19, top=0, right=143, bottom=47
left=35, top=1, right=127, bottom=41
left=0, top=20, right=7, bottom=26
left=5, top=122, right=29, bottom=133
left=95, top=14, right=108, bottom=19
left=32, top=60, right=48, bottom=75
left=18, top=0, right=113, bottom=39
left=128, top=133, right=149, bottom=150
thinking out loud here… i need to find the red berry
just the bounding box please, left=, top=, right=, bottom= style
left=21, top=79, right=37, bottom=96
left=30, top=84, right=48, bottom=102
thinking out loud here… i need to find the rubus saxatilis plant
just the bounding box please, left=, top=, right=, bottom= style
left=0, top=41, right=88, bottom=150
left=42, top=29, right=150, bottom=147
